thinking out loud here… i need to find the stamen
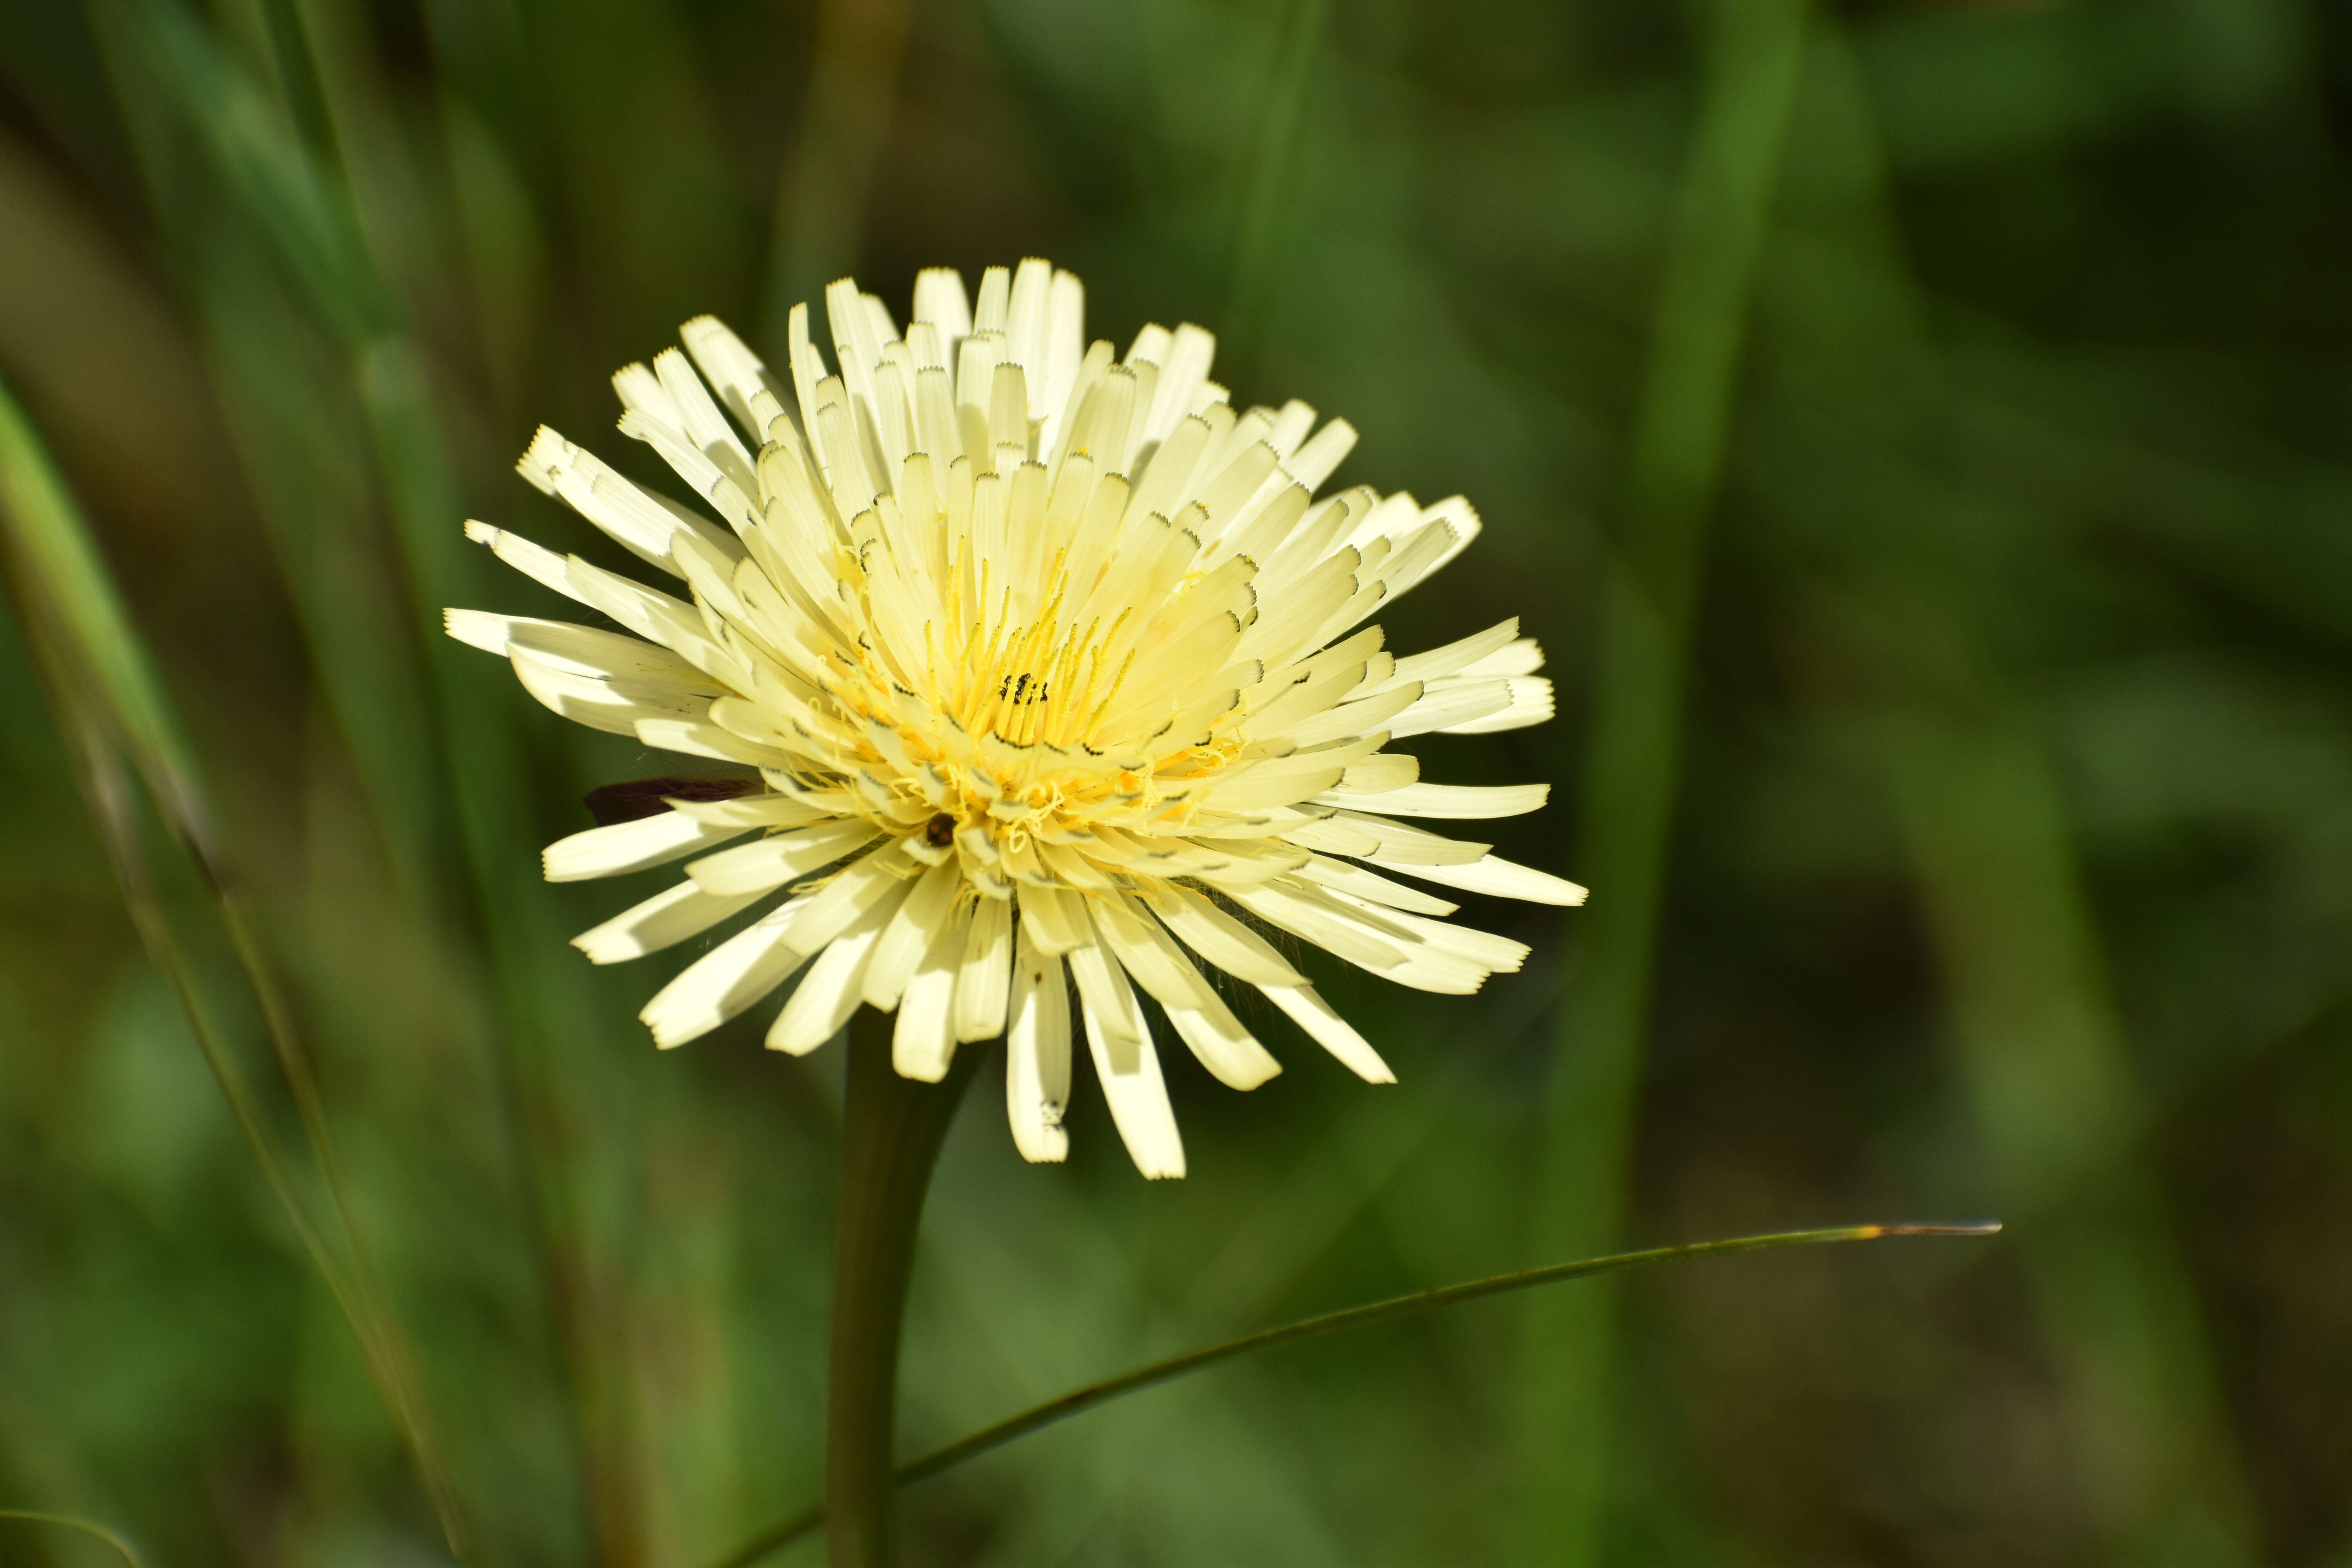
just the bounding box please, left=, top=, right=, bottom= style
left=1085, top=649, right=1137, bottom=743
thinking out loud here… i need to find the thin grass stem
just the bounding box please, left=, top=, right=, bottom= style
left=714, top=1221, right=1998, bottom=1568
left=0, top=1509, right=147, bottom=1567
left=0, top=374, right=468, bottom=1551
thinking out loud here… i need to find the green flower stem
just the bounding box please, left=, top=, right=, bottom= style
left=826, top=1005, right=980, bottom=1568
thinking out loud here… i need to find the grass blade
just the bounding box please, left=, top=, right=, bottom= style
left=1872, top=618, right=2263, bottom=1559
left=0, top=371, right=469, bottom=1552
left=0, top=367, right=201, bottom=826
left=0, top=1509, right=146, bottom=1567
left=1517, top=0, right=1812, bottom=1557
left=1222, top=0, right=1330, bottom=374
left=710, top=1221, right=1999, bottom=1568
left=1773, top=22, right=2263, bottom=1557
left=96, top=5, right=658, bottom=1553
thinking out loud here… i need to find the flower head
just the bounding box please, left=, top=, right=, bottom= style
left=448, top=259, right=1580, bottom=1177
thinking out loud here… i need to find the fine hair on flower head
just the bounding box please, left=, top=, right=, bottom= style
left=447, top=258, right=1582, bottom=1178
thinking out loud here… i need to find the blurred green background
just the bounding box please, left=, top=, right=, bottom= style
left=2, top=0, right=2349, bottom=1563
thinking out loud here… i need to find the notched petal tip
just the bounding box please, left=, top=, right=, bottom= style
left=443, top=606, right=503, bottom=653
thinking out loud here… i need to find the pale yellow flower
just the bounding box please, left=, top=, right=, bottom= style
left=448, top=259, right=1580, bottom=1177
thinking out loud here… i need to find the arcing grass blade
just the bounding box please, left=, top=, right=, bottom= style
left=0, top=373, right=468, bottom=1552
left=102, top=7, right=655, bottom=1553
left=1871, top=616, right=2263, bottom=1557
left=45, top=669, right=471, bottom=1556
left=708, top=1221, right=2000, bottom=1568
left=0, top=370, right=201, bottom=828
left=0, top=1509, right=146, bottom=1567
left=1519, top=0, right=1811, bottom=1555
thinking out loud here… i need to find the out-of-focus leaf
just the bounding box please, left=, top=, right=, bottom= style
left=0, top=370, right=469, bottom=1553
left=0, top=1508, right=146, bottom=1566
left=1517, top=0, right=1810, bottom=1557
left=0, top=372, right=201, bottom=823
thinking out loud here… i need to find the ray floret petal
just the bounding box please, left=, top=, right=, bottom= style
left=448, top=258, right=1581, bottom=1177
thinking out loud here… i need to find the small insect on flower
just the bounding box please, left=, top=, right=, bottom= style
left=584, top=775, right=761, bottom=826
left=446, top=260, right=1582, bottom=1177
